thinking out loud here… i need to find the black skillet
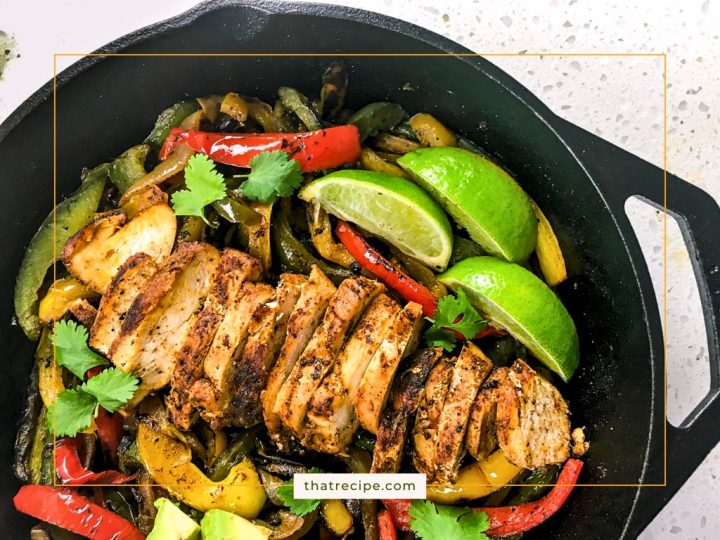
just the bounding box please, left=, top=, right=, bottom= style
left=0, top=1, right=718, bottom=538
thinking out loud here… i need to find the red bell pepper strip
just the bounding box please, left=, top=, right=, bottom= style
left=335, top=220, right=438, bottom=317
left=95, top=407, right=123, bottom=464
left=383, top=459, right=583, bottom=536
left=14, top=485, right=144, bottom=540
left=55, top=438, right=136, bottom=485
left=478, top=458, right=584, bottom=537
left=335, top=220, right=506, bottom=340
left=378, top=509, right=398, bottom=540
left=158, top=125, right=361, bottom=172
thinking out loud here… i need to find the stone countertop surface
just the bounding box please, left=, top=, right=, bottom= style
left=0, top=1, right=717, bottom=538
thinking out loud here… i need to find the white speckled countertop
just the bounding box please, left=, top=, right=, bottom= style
left=0, top=1, right=717, bottom=538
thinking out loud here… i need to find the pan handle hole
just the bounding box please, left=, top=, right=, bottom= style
left=625, top=196, right=710, bottom=427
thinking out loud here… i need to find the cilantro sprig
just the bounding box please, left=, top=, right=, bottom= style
left=409, top=500, right=491, bottom=540
left=171, top=154, right=227, bottom=224
left=424, top=289, right=487, bottom=352
left=54, top=320, right=108, bottom=379
left=277, top=467, right=324, bottom=516
left=48, top=321, right=139, bottom=437
left=239, top=150, right=303, bottom=204
left=170, top=152, right=303, bottom=222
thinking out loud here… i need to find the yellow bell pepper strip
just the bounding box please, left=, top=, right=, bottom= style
left=220, top=92, right=249, bottom=123
left=321, top=499, right=354, bottom=537
left=307, top=204, right=355, bottom=268
left=426, top=449, right=522, bottom=504
left=408, top=113, right=457, bottom=147
left=360, top=147, right=409, bottom=178
left=36, top=327, right=65, bottom=409
left=532, top=202, right=568, bottom=286
left=137, top=423, right=266, bottom=518
left=14, top=164, right=108, bottom=340
left=38, top=278, right=97, bottom=324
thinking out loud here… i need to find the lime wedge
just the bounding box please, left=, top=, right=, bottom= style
left=439, top=256, right=579, bottom=381
left=299, top=170, right=453, bottom=270
left=397, top=147, right=537, bottom=263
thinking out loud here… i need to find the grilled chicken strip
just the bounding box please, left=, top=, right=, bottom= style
left=371, top=347, right=443, bottom=474
left=90, top=253, right=158, bottom=356
left=232, top=273, right=306, bottom=427
left=465, top=368, right=509, bottom=461
left=263, top=266, right=336, bottom=444
left=62, top=203, right=176, bottom=293
left=496, top=360, right=571, bottom=469
left=68, top=299, right=98, bottom=328
left=354, top=302, right=423, bottom=434
left=303, top=294, right=401, bottom=453
left=190, top=282, right=274, bottom=428
left=166, top=250, right=262, bottom=428
left=275, top=277, right=385, bottom=437
left=109, top=243, right=221, bottom=406
left=412, top=359, right=453, bottom=477
left=433, top=343, right=494, bottom=484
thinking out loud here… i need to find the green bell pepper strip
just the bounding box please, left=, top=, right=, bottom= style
left=109, top=144, right=150, bottom=193
left=507, top=465, right=559, bottom=506
left=207, top=429, right=257, bottom=482
left=144, top=100, right=199, bottom=150
left=349, top=102, right=406, bottom=141
left=14, top=164, right=108, bottom=340
left=272, top=201, right=354, bottom=285
left=278, top=87, right=322, bottom=131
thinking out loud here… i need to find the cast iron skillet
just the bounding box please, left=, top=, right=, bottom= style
left=0, top=1, right=718, bottom=537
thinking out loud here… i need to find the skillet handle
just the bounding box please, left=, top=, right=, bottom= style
left=550, top=116, right=720, bottom=533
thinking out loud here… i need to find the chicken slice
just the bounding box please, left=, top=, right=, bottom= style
left=166, top=249, right=262, bottom=428
left=232, top=273, right=306, bottom=428
left=62, top=203, right=176, bottom=293
left=464, top=368, right=509, bottom=461
left=109, top=243, right=221, bottom=407
left=433, top=343, right=494, bottom=484
left=275, top=277, right=385, bottom=437
left=263, top=266, right=336, bottom=445
left=354, top=302, right=423, bottom=434
left=496, top=360, right=571, bottom=469
left=371, top=348, right=443, bottom=474
left=68, top=299, right=97, bottom=328
left=303, top=294, right=401, bottom=454
left=190, top=282, right=275, bottom=428
left=412, top=359, right=453, bottom=477
left=90, top=253, right=158, bottom=356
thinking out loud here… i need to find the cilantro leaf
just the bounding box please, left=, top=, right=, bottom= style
left=277, top=467, right=323, bottom=516
left=82, top=368, right=139, bottom=412
left=53, top=320, right=108, bottom=379
left=409, top=500, right=490, bottom=540
left=423, top=289, right=487, bottom=351
left=171, top=154, right=227, bottom=223
left=47, top=389, right=98, bottom=437
left=240, top=150, right=303, bottom=203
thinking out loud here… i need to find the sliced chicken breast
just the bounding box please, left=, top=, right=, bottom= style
left=303, top=294, right=401, bottom=454
left=263, top=266, right=336, bottom=446
left=275, top=277, right=385, bottom=437
left=354, top=302, right=423, bottom=434
left=62, top=203, right=176, bottom=293
left=232, top=273, right=306, bottom=427
left=166, top=249, right=262, bottom=428
left=109, top=243, right=220, bottom=407
left=464, top=368, right=509, bottom=461
left=68, top=299, right=98, bottom=328
left=90, top=253, right=158, bottom=356
left=412, top=359, right=453, bottom=477
left=433, top=343, right=494, bottom=484
left=496, top=360, right=571, bottom=469
left=190, top=282, right=274, bottom=428
left=371, top=347, right=443, bottom=473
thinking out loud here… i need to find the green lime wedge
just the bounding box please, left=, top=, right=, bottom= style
left=397, top=147, right=537, bottom=263
left=439, top=256, right=579, bottom=381
left=298, top=170, right=453, bottom=270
